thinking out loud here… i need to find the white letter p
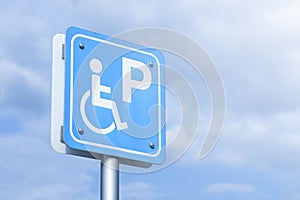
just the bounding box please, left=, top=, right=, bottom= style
left=122, top=57, right=152, bottom=103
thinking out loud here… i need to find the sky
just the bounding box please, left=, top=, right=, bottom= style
left=1, top=0, right=300, bottom=199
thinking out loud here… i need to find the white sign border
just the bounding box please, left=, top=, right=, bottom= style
left=67, top=33, right=163, bottom=158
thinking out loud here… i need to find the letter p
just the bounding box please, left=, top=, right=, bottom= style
left=122, top=57, right=152, bottom=103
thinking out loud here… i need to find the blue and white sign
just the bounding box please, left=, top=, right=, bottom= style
left=63, top=27, right=165, bottom=164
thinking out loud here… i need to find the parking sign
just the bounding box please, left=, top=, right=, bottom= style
left=63, top=27, right=165, bottom=164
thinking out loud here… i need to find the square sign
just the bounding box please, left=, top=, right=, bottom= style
left=63, top=27, right=165, bottom=164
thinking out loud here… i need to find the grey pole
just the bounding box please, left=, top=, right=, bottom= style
left=101, top=155, right=119, bottom=200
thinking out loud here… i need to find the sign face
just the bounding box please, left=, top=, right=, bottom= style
left=63, top=27, right=165, bottom=164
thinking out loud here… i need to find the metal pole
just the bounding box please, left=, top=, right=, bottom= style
left=101, top=155, right=119, bottom=200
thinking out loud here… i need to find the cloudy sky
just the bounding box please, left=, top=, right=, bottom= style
left=1, top=0, right=300, bottom=199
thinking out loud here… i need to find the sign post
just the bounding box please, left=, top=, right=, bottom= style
left=101, top=156, right=119, bottom=200
left=51, top=26, right=165, bottom=200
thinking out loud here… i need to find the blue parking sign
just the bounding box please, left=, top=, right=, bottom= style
left=63, top=27, right=165, bottom=164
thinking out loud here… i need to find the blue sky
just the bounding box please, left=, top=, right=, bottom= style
left=1, top=0, right=300, bottom=199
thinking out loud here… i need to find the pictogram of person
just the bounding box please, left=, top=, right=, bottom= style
left=90, top=58, right=128, bottom=130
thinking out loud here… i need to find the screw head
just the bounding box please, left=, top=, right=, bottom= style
left=79, top=43, right=84, bottom=49
left=149, top=61, right=154, bottom=67
left=78, top=128, right=84, bottom=135
left=149, top=142, right=155, bottom=149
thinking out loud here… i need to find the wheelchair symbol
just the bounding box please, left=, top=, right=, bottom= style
left=80, top=57, right=152, bottom=134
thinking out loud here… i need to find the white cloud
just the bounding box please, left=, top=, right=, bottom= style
left=206, top=182, right=255, bottom=193
left=211, top=109, right=300, bottom=170
left=0, top=113, right=99, bottom=200
left=0, top=59, right=49, bottom=118
left=0, top=59, right=48, bottom=92
left=260, top=1, right=300, bottom=35
left=121, top=182, right=164, bottom=200
left=180, top=1, right=300, bottom=117
left=0, top=135, right=98, bottom=200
